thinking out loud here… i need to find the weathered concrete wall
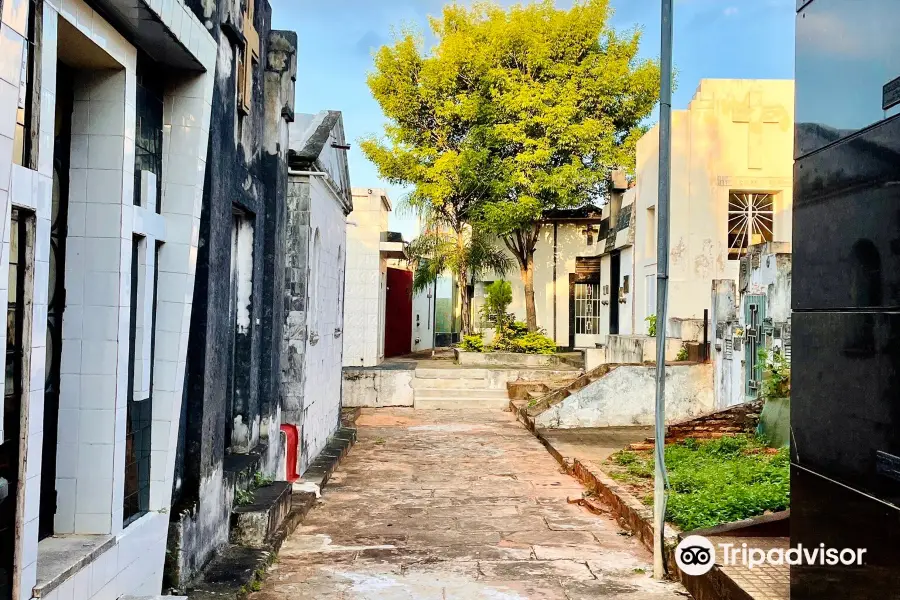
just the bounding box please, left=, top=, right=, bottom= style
left=343, top=367, right=415, bottom=407
left=299, top=175, right=348, bottom=472
left=604, top=335, right=682, bottom=364
left=454, top=350, right=563, bottom=368
left=343, top=188, right=391, bottom=366
left=535, top=363, right=715, bottom=428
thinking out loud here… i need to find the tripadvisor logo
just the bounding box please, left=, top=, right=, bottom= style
left=676, top=535, right=716, bottom=576
left=675, top=535, right=868, bottom=576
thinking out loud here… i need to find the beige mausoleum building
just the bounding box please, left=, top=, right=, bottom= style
left=475, top=79, right=795, bottom=349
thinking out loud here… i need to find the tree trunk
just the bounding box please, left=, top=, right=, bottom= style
left=458, top=271, right=471, bottom=336
left=456, top=227, right=471, bottom=336
left=521, top=253, right=537, bottom=332
left=503, top=226, right=540, bottom=332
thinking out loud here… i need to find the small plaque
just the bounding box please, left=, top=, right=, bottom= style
left=884, top=76, right=900, bottom=111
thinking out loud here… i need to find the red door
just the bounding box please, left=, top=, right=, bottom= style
left=384, top=268, right=413, bottom=358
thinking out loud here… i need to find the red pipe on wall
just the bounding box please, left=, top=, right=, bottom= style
left=280, top=424, right=299, bottom=482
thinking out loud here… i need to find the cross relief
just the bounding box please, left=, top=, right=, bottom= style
left=732, top=90, right=787, bottom=170
left=237, top=0, right=260, bottom=115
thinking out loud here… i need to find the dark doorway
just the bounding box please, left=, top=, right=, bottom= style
left=1, top=210, right=29, bottom=599
left=609, top=250, right=621, bottom=335
left=384, top=268, right=413, bottom=358
left=40, top=62, right=74, bottom=540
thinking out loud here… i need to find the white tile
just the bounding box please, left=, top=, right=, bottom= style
left=77, top=442, right=114, bottom=480
left=55, top=441, right=78, bottom=480
left=71, top=559, right=91, bottom=598
left=74, top=511, right=110, bottom=535
left=55, top=575, right=75, bottom=600
left=33, top=258, right=49, bottom=304
left=83, top=271, right=119, bottom=306
left=87, top=134, right=125, bottom=170
left=71, top=102, right=90, bottom=136
left=78, top=408, right=115, bottom=444
left=86, top=168, right=123, bottom=204
left=9, top=164, right=32, bottom=208
left=23, top=473, right=40, bottom=522
left=151, top=359, right=176, bottom=393
left=21, top=516, right=38, bottom=567
left=82, top=304, right=120, bottom=342
left=75, top=471, right=114, bottom=516
left=155, top=271, right=186, bottom=303
left=68, top=167, right=88, bottom=203
left=89, top=542, right=118, bottom=595
left=0, top=80, right=17, bottom=139
left=84, top=237, right=121, bottom=272
left=164, top=154, right=198, bottom=186
left=74, top=0, right=92, bottom=36
left=68, top=201, right=87, bottom=237
left=54, top=478, right=76, bottom=533
left=25, top=431, right=42, bottom=479
left=84, top=203, right=122, bottom=238
left=0, top=24, right=24, bottom=88
left=18, top=560, right=36, bottom=600
left=80, top=340, right=118, bottom=375
left=157, top=242, right=191, bottom=274
left=0, top=135, right=13, bottom=191
left=1, top=0, right=30, bottom=37
left=79, top=374, right=116, bottom=409
left=30, top=302, right=48, bottom=350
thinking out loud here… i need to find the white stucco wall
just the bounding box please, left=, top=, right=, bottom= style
left=343, top=189, right=390, bottom=366
left=300, top=176, right=347, bottom=472
left=535, top=363, right=715, bottom=428
left=631, top=79, right=795, bottom=336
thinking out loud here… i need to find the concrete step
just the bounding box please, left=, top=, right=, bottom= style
left=230, top=480, right=292, bottom=548
left=415, top=368, right=488, bottom=380
left=415, top=388, right=508, bottom=399
left=415, top=396, right=511, bottom=409
left=411, top=375, right=490, bottom=390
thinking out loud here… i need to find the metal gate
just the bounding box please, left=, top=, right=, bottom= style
left=744, top=295, right=766, bottom=399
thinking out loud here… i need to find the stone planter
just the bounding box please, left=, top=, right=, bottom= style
left=758, top=396, right=790, bottom=447
left=454, top=349, right=561, bottom=368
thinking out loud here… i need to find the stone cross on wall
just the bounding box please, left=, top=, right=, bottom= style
left=237, top=0, right=260, bottom=115
left=732, top=90, right=785, bottom=170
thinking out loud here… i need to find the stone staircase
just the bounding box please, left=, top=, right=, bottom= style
left=412, top=368, right=511, bottom=409
left=509, top=364, right=618, bottom=427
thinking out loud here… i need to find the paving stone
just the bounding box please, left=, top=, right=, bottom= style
left=249, top=408, right=687, bottom=600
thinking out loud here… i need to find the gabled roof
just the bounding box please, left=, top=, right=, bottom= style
left=288, top=111, right=353, bottom=214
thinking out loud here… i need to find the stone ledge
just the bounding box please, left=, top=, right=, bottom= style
left=182, top=429, right=356, bottom=599
left=517, top=411, right=775, bottom=600
left=230, top=481, right=293, bottom=548
left=33, top=535, right=115, bottom=598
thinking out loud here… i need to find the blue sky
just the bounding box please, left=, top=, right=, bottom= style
left=269, top=0, right=796, bottom=239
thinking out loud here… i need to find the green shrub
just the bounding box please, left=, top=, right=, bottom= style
left=676, top=345, right=689, bottom=361
left=758, top=348, right=791, bottom=400
left=510, top=331, right=557, bottom=355
left=481, top=281, right=513, bottom=328
left=646, top=314, right=657, bottom=337
left=607, top=434, right=790, bottom=531
left=459, top=334, right=485, bottom=353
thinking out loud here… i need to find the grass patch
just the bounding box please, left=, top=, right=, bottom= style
left=607, top=435, right=789, bottom=531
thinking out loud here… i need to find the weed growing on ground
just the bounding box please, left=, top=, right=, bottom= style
left=607, top=434, right=789, bottom=531
left=374, top=437, right=386, bottom=445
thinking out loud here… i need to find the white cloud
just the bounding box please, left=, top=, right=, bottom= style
left=723, top=6, right=739, bottom=16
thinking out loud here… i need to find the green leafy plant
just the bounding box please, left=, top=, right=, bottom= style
left=481, top=280, right=513, bottom=329
left=509, top=331, right=557, bottom=355
left=676, top=345, right=689, bottom=361
left=645, top=314, right=657, bottom=337
left=253, top=472, right=273, bottom=488
left=234, top=488, right=254, bottom=507
left=758, top=348, right=791, bottom=401
left=607, top=435, right=789, bottom=531
left=459, top=333, right=485, bottom=353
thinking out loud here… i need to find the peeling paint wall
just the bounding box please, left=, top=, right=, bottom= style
left=342, top=368, right=416, bottom=408
left=535, top=364, right=715, bottom=429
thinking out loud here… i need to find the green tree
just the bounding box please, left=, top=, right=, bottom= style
left=360, top=21, right=503, bottom=335
left=407, top=226, right=510, bottom=335
left=470, top=0, right=660, bottom=330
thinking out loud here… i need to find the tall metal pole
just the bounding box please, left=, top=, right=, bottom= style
left=653, top=0, right=674, bottom=580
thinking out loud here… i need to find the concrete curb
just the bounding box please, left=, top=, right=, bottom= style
left=512, top=399, right=758, bottom=600
left=184, top=428, right=357, bottom=599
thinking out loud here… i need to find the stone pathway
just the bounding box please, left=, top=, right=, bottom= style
left=250, top=408, right=688, bottom=599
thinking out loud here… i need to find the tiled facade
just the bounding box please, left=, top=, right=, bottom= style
left=342, top=188, right=390, bottom=367
left=0, top=0, right=214, bottom=597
